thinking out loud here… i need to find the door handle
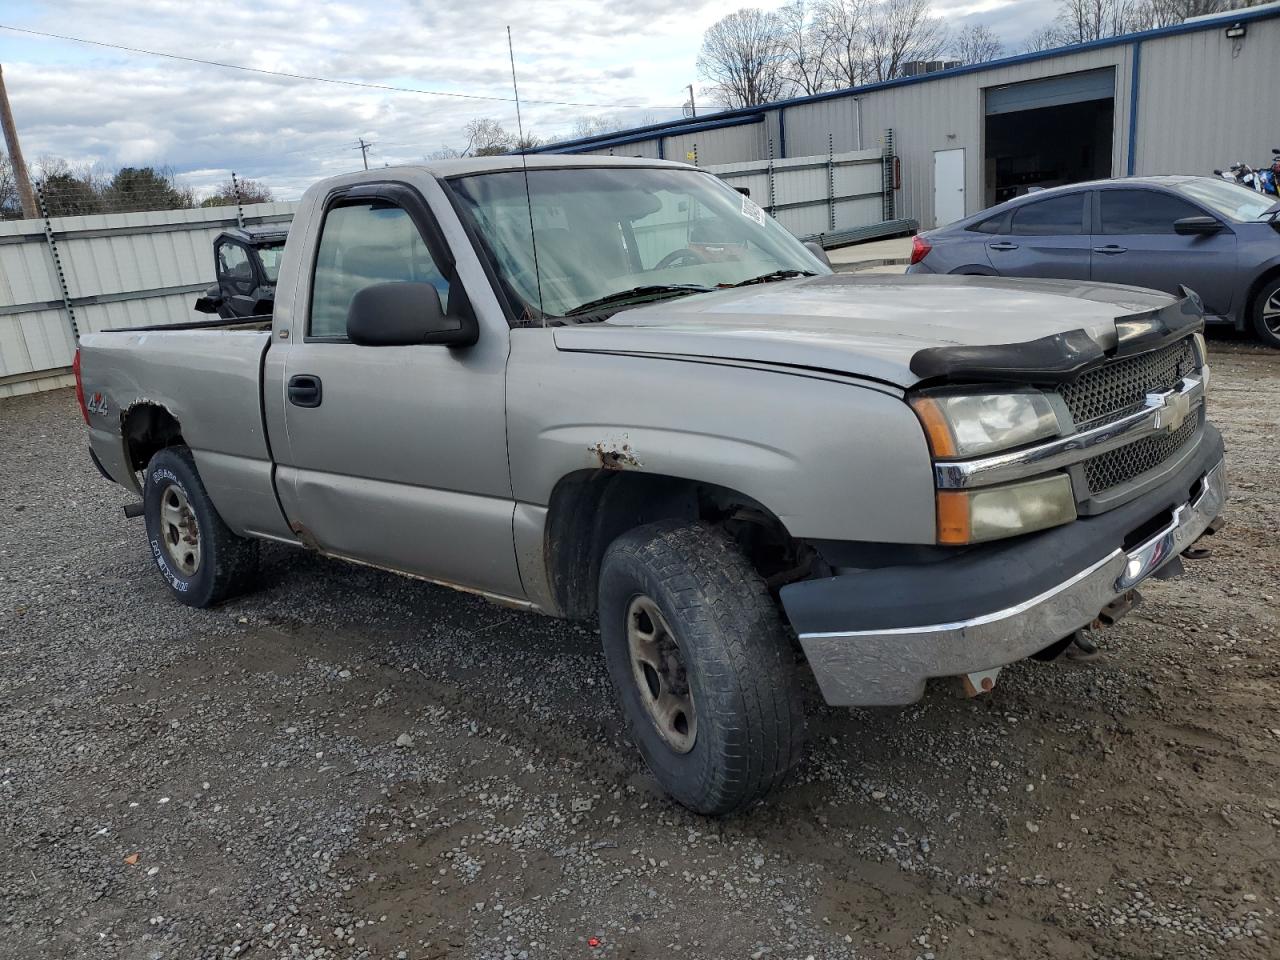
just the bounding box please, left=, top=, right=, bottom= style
left=1093, top=245, right=1128, bottom=255
left=288, top=374, right=322, bottom=408
left=988, top=242, right=1019, bottom=251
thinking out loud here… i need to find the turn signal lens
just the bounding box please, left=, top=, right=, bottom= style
left=936, top=475, right=1077, bottom=544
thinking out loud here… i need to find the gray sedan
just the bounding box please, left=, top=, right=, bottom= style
left=907, top=176, right=1280, bottom=347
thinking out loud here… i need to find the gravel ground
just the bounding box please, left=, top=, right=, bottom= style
left=2, top=337, right=1278, bottom=960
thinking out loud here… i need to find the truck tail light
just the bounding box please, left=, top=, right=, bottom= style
left=73, top=348, right=90, bottom=424
left=910, top=235, right=932, bottom=265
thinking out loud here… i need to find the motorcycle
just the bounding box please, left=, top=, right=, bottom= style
left=1214, top=149, right=1280, bottom=195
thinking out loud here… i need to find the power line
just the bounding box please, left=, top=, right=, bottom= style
left=0, top=23, right=685, bottom=110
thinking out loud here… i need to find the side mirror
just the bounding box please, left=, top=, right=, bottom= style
left=1173, top=216, right=1224, bottom=236
left=734, top=186, right=751, bottom=197
left=194, top=296, right=220, bottom=314
left=804, top=240, right=832, bottom=268
left=346, top=282, right=477, bottom=347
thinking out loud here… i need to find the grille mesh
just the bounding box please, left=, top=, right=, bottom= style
left=1083, top=415, right=1198, bottom=494
left=1058, top=338, right=1197, bottom=429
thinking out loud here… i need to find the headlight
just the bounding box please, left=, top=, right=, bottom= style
left=910, top=391, right=1061, bottom=458
left=936, top=475, right=1077, bottom=544
left=1192, top=331, right=1210, bottom=393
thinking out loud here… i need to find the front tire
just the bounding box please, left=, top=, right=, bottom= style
left=143, top=446, right=258, bottom=608
left=1251, top=275, right=1280, bottom=349
left=598, top=520, right=804, bottom=816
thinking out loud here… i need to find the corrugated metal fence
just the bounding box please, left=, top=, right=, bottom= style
left=0, top=202, right=296, bottom=399
left=705, top=147, right=888, bottom=242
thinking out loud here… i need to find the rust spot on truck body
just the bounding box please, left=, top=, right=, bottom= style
left=590, top=440, right=642, bottom=471
left=289, top=521, right=323, bottom=552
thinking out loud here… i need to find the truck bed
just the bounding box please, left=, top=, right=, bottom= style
left=78, top=326, right=280, bottom=539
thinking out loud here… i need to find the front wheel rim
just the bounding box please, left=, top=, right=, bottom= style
left=159, top=483, right=201, bottom=576
left=626, top=595, right=697, bottom=754
left=1262, top=290, right=1280, bottom=337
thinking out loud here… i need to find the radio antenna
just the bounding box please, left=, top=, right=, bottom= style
left=507, top=26, right=545, bottom=322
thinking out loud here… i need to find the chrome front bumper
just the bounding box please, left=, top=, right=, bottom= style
left=799, top=459, right=1226, bottom=707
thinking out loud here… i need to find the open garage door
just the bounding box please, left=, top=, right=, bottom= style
left=983, top=68, right=1115, bottom=206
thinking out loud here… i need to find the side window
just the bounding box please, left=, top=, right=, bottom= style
left=1009, top=194, right=1085, bottom=236
left=967, top=214, right=1006, bottom=234
left=217, top=242, right=254, bottom=294
left=309, top=202, right=450, bottom=340
left=1100, top=190, right=1204, bottom=235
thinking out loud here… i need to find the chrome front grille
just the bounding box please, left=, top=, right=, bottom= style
left=1058, top=337, right=1197, bottom=430
left=1083, top=414, right=1199, bottom=494
left=1059, top=336, right=1202, bottom=496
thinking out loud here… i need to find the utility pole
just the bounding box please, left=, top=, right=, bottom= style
left=354, top=137, right=372, bottom=170
left=687, top=84, right=697, bottom=119
left=0, top=64, right=38, bottom=220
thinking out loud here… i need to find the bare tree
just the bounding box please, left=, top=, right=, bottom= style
left=1052, top=0, right=1141, bottom=41
left=776, top=1, right=833, bottom=96
left=427, top=145, right=463, bottom=160
left=952, top=23, right=1003, bottom=64
left=1127, top=0, right=1261, bottom=29
left=862, top=0, right=949, bottom=81
left=1022, top=24, right=1067, bottom=51
left=814, top=0, right=870, bottom=88
left=697, top=8, right=791, bottom=109
left=0, top=153, right=20, bottom=219
left=199, top=177, right=273, bottom=207
left=570, top=115, right=619, bottom=139
left=463, top=118, right=514, bottom=156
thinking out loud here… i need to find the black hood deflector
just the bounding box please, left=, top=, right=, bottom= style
left=909, top=288, right=1204, bottom=385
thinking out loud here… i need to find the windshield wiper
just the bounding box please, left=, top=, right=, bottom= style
left=721, top=269, right=816, bottom=288
left=563, top=283, right=712, bottom=317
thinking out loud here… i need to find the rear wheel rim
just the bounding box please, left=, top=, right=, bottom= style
left=626, top=594, right=697, bottom=754
left=159, top=483, right=201, bottom=576
left=1262, top=290, right=1280, bottom=337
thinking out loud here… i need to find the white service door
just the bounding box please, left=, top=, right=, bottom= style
left=933, top=149, right=966, bottom=227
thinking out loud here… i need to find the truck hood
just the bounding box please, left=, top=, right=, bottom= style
left=551, top=274, right=1178, bottom=387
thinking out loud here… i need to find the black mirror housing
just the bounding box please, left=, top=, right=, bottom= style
left=1173, top=216, right=1224, bottom=236
left=346, top=282, right=477, bottom=347
left=804, top=240, right=833, bottom=267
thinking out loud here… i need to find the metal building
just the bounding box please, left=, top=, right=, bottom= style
left=530, top=5, right=1280, bottom=230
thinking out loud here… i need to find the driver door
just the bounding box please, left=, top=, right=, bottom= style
left=272, top=183, right=521, bottom=599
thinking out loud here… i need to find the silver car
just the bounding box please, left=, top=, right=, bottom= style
left=907, top=176, right=1280, bottom=347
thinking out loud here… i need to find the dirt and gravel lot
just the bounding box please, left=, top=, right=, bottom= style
left=2, top=337, right=1278, bottom=960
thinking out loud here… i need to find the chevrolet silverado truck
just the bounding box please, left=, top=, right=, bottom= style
left=76, top=156, right=1227, bottom=815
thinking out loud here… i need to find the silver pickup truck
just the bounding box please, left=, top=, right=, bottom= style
left=77, top=156, right=1226, bottom=815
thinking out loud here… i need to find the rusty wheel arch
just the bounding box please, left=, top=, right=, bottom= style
left=122, top=402, right=185, bottom=474
left=544, top=470, right=811, bottom=621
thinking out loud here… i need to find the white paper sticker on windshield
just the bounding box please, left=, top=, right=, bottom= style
left=741, top=192, right=765, bottom=225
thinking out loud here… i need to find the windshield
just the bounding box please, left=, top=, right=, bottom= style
left=255, top=242, right=285, bottom=284
left=448, top=166, right=829, bottom=320
left=1175, top=178, right=1275, bottom=222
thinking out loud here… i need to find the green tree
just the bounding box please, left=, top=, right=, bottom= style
left=38, top=171, right=103, bottom=217
left=103, top=166, right=194, bottom=213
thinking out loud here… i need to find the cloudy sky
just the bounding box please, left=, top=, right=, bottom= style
left=0, top=0, right=1056, bottom=199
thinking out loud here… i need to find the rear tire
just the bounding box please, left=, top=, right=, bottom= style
left=1251, top=275, right=1280, bottom=349
left=143, top=446, right=258, bottom=608
left=598, top=520, right=804, bottom=816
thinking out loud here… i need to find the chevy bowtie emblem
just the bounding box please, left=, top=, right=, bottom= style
left=1147, top=387, right=1191, bottom=432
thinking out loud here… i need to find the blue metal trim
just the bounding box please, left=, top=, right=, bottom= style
left=778, top=107, right=787, bottom=159
left=1126, top=41, right=1142, bottom=176
left=529, top=6, right=1280, bottom=155
left=552, top=113, right=764, bottom=154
